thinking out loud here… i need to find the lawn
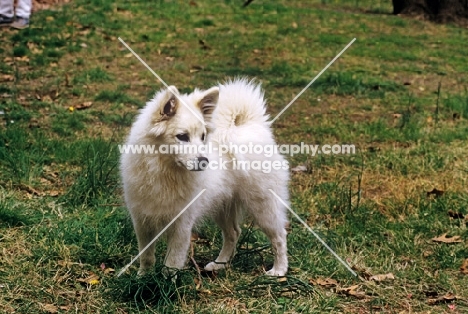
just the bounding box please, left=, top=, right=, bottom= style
left=0, top=0, right=467, bottom=313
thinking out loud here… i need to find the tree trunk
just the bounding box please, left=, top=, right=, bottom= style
left=392, top=0, right=468, bottom=23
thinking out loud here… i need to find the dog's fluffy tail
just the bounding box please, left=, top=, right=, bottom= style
left=213, top=78, right=270, bottom=132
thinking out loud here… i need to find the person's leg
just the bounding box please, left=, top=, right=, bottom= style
left=15, top=0, right=31, bottom=19
left=11, top=0, right=31, bottom=29
left=0, top=0, right=14, bottom=26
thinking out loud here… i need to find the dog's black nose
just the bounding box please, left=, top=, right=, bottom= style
left=195, top=157, right=209, bottom=171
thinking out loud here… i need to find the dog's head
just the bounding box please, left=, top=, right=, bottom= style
left=146, top=85, right=219, bottom=171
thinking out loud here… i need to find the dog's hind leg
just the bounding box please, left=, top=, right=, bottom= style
left=205, top=202, right=241, bottom=271
left=248, top=196, right=288, bottom=276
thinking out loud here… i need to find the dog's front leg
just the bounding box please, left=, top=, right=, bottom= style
left=131, top=213, right=158, bottom=275
left=164, top=220, right=193, bottom=270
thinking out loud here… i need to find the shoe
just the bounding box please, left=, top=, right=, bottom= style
left=11, top=16, right=29, bottom=29
left=0, top=15, right=13, bottom=27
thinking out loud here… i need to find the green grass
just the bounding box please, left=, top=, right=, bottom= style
left=0, top=0, right=467, bottom=313
left=95, top=90, right=143, bottom=107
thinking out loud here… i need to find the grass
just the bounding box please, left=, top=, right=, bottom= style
left=1, top=0, right=467, bottom=313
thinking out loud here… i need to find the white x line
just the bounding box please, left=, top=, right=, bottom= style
left=270, top=38, right=356, bottom=124
left=117, top=189, right=206, bottom=277
left=269, top=189, right=357, bottom=277
left=118, top=37, right=206, bottom=125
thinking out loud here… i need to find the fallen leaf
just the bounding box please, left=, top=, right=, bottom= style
left=460, top=259, right=468, bottom=274
left=427, top=292, right=457, bottom=305
left=165, top=56, right=174, bottom=61
left=194, top=277, right=202, bottom=289
left=448, top=210, right=464, bottom=219
left=78, top=29, right=90, bottom=36
left=351, top=265, right=373, bottom=280
left=426, top=116, right=433, bottom=123
left=1, top=74, right=14, bottom=82
left=57, top=260, right=81, bottom=268
left=427, top=188, right=444, bottom=198
left=75, top=101, right=93, bottom=110
left=42, top=303, right=58, bottom=313
left=432, top=233, right=462, bottom=244
left=369, top=273, right=395, bottom=282
left=31, top=47, right=42, bottom=54
left=338, top=285, right=366, bottom=299
left=14, top=56, right=29, bottom=62
left=77, top=273, right=100, bottom=285
left=18, top=183, right=42, bottom=196
left=42, top=95, right=52, bottom=102
left=103, top=34, right=117, bottom=41
left=423, top=250, right=433, bottom=257
left=310, top=277, right=338, bottom=287
left=291, top=164, right=307, bottom=173
left=48, top=190, right=60, bottom=197
left=190, top=65, right=203, bottom=73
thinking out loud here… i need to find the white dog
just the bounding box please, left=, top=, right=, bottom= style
left=120, top=79, right=290, bottom=276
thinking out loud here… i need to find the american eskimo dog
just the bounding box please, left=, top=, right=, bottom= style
left=120, top=79, right=289, bottom=276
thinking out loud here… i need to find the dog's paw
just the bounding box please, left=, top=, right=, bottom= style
left=161, top=267, right=179, bottom=280
left=265, top=268, right=287, bottom=276
left=204, top=261, right=227, bottom=271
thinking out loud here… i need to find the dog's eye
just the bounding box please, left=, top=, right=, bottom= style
left=201, top=133, right=206, bottom=141
left=176, top=133, right=190, bottom=142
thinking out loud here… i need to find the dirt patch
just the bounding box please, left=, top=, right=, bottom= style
left=33, top=0, right=71, bottom=12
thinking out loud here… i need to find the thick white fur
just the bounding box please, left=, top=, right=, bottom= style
left=120, top=78, right=290, bottom=276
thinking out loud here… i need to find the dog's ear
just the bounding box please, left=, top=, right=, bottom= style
left=197, top=86, right=219, bottom=122
left=161, top=86, right=179, bottom=118
left=150, top=86, right=179, bottom=137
